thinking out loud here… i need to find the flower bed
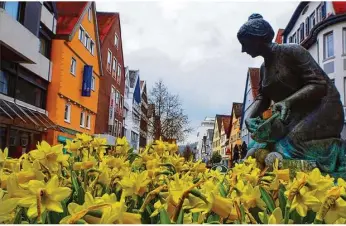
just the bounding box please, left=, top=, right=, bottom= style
left=0, top=133, right=346, bottom=224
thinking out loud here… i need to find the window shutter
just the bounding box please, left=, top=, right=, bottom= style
left=23, top=2, right=42, bottom=37
left=82, top=65, right=93, bottom=97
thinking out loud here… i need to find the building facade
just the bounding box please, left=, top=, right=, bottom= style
left=139, top=80, right=148, bottom=148
left=240, top=68, right=260, bottom=146
left=0, top=2, right=60, bottom=157
left=94, top=12, right=125, bottom=145
left=124, top=70, right=141, bottom=151
left=46, top=2, right=102, bottom=145
left=220, top=116, right=232, bottom=166
left=228, top=103, right=243, bottom=166
left=195, top=117, right=215, bottom=161
left=282, top=1, right=346, bottom=138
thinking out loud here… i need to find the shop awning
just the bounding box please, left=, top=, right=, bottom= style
left=0, top=98, right=62, bottom=132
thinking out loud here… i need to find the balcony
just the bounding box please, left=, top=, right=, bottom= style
left=0, top=8, right=39, bottom=64
left=20, top=54, right=53, bottom=82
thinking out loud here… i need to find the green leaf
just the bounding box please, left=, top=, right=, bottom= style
left=240, top=205, right=246, bottom=223
left=207, top=213, right=220, bottom=223
left=218, top=183, right=227, bottom=198
left=192, top=212, right=200, bottom=223
left=159, top=208, right=171, bottom=224
left=176, top=208, right=184, bottom=224
left=290, top=209, right=303, bottom=224
left=303, top=210, right=316, bottom=224
left=258, top=210, right=268, bottom=224
left=259, top=187, right=275, bottom=213
left=76, top=219, right=87, bottom=224
left=208, top=221, right=221, bottom=224
left=278, top=184, right=287, bottom=215
left=13, top=207, right=24, bottom=224
left=86, top=210, right=103, bottom=218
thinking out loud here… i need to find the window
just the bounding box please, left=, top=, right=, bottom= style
left=317, top=3, right=326, bottom=23
left=111, top=85, right=116, bottom=94
left=297, top=28, right=300, bottom=43
left=343, top=28, right=346, bottom=54
left=300, top=23, right=305, bottom=42
left=289, top=36, right=293, bottom=43
left=114, top=120, right=118, bottom=136
left=16, top=76, right=47, bottom=109
left=305, top=17, right=310, bottom=37
left=90, top=41, right=95, bottom=55
left=70, top=58, right=76, bottom=75
left=91, top=76, right=95, bottom=91
left=39, top=33, right=50, bottom=59
left=116, top=91, right=120, bottom=105
left=310, top=12, right=316, bottom=28
left=84, top=34, right=90, bottom=49
left=79, top=27, right=84, bottom=42
left=114, top=34, right=119, bottom=48
left=86, top=114, right=91, bottom=129
left=120, top=96, right=123, bottom=109
left=64, top=103, right=71, bottom=123
left=88, top=7, right=92, bottom=21
left=4, top=2, right=19, bottom=21
left=292, top=33, right=297, bottom=43
left=117, top=65, right=121, bottom=83
left=112, top=58, right=117, bottom=78
left=118, top=122, right=122, bottom=137
left=324, top=32, right=334, bottom=59
left=0, top=71, right=9, bottom=95
left=107, top=50, right=112, bottom=71
left=80, top=111, right=86, bottom=128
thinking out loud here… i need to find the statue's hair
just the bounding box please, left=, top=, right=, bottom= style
left=237, top=13, right=274, bottom=43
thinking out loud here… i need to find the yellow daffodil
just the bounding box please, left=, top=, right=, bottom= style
left=316, top=186, right=346, bottom=224
left=241, top=185, right=266, bottom=209
left=0, top=197, right=20, bottom=223
left=115, top=137, right=130, bottom=155
left=29, top=141, right=69, bottom=172
left=64, top=139, right=82, bottom=153
left=119, top=171, right=151, bottom=197
left=19, top=175, right=72, bottom=218
left=152, top=137, right=166, bottom=155
left=100, top=198, right=141, bottom=224
left=76, top=133, right=93, bottom=145
left=0, top=148, right=8, bottom=166
left=92, top=136, right=107, bottom=158
left=289, top=186, right=320, bottom=217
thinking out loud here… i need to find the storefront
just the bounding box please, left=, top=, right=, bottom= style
left=0, top=97, right=61, bottom=158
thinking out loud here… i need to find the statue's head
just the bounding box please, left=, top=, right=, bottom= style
left=237, top=13, right=274, bottom=58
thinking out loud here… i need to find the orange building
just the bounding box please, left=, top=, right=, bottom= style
left=46, top=2, right=102, bottom=145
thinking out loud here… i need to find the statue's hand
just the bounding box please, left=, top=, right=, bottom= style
left=245, top=117, right=262, bottom=133
left=273, top=101, right=291, bottom=122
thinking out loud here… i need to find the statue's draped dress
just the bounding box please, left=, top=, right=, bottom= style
left=252, top=43, right=346, bottom=173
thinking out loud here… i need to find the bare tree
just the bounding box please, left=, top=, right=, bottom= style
left=147, top=80, right=192, bottom=142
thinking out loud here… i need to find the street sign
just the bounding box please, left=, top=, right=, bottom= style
left=211, top=164, right=228, bottom=173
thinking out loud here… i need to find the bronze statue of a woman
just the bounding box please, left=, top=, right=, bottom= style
left=237, top=13, right=346, bottom=174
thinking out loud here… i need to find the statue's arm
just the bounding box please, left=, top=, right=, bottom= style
left=283, top=45, right=327, bottom=108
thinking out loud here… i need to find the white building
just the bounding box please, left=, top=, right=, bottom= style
left=282, top=1, right=346, bottom=138
left=195, top=117, right=215, bottom=162
left=123, top=68, right=141, bottom=151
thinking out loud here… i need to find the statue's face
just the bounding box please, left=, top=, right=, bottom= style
left=240, top=38, right=262, bottom=58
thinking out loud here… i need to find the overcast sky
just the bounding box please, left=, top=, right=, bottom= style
left=97, top=1, right=298, bottom=144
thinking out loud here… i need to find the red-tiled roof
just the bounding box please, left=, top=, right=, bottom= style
left=232, top=102, right=243, bottom=119
left=96, top=12, right=117, bottom=43
left=275, top=29, right=284, bottom=44
left=56, top=2, right=88, bottom=35
left=333, top=2, right=346, bottom=15
left=248, top=68, right=260, bottom=98
left=215, top=114, right=232, bottom=134
left=222, top=116, right=232, bottom=136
